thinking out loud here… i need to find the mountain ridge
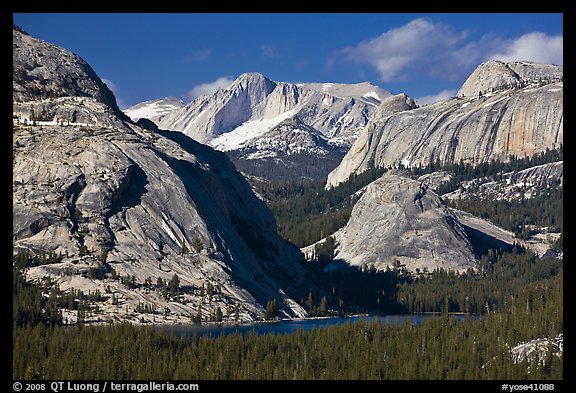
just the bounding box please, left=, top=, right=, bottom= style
left=12, top=24, right=315, bottom=323
left=326, top=60, right=563, bottom=188
left=125, top=73, right=395, bottom=150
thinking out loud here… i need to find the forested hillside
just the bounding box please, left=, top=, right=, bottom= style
left=251, top=167, right=386, bottom=247
left=13, top=249, right=562, bottom=379
left=13, top=16, right=564, bottom=382
left=252, top=147, right=562, bottom=253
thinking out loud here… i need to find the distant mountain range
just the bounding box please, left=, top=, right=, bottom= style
left=13, top=23, right=563, bottom=324
left=125, top=73, right=405, bottom=180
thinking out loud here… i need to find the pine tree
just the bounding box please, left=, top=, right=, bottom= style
left=191, top=237, right=204, bottom=253
left=319, top=296, right=328, bottom=316
left=194, top=303, right=202, bottom=324
left=234, top=304, right=240, bottom=322
left=306, top=292, right=313, bottom=312
left=214, top=307, right=223, bottom=322
left=168, top=274, right=180, bottom=297
left=264, top=299, right=278, bottom=320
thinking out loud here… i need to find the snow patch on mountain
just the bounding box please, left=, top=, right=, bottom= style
left=124, top=97, right=185, bottom=123
left=363, top=91, right=381, bottom=101
left=322, top=83, right=334, bottom=92
left=210, top=109, right=297, bottom=151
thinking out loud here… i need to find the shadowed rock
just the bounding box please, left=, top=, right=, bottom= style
left=13, top=24, right=313, bottom=323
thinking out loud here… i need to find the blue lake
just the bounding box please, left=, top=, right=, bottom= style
left=160, top=314, right=464, bottom=338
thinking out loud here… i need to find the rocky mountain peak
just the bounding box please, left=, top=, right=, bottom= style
left=130, top=71, right=395, bottom=156
left=457, top=60, right=520, bottom=98
left=232, top=72, right=277, bottom=97
left=374, top=93, right=417, bottom=117
left=13, top=24, right=124, bottom=120
left=237, top=71, right=272, bottom=83
left=458, top=60, right=563, bottom=98
left=13, top=25, right=314, bottom=323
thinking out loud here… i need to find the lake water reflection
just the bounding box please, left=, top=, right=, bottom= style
left=160, top=314, right=462, bottom=338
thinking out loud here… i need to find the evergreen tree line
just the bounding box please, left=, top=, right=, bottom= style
left=397, top=248, right=563, bottom=315
left=13, top=268, right=61, bottom=328
left=13, top=271, right=562, bottom=379
left=449, top=187, right=563, bottom=242
left=13, top=267, right=112, bottom=326
left=424, top=146, right=563, bottom=195
left=251, top=166, right=386, bottom=247
left=14, top=247, right=63, bottom=268
left=320, top=263, right=412, bottom=315
left=13, top=240, right=563, bottom=379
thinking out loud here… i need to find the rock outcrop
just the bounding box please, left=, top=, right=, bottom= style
left=13, top=24, right=127, bottom=122
left=13, top=25, right=312, bottom=323
left=326, top=61, right=563, bottom=188
left=510, top=334, right=563, bottom=366
left=444, top=161, right=563, bottom=202
left=331, top=172, right=477, bottom=273
left=458, top=60, right=563, bottom=98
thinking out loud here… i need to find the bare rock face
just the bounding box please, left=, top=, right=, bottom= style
left=510, top=334, right=563, bottom=366
left=13, top=24, right=125, bottom=120
left=12, top=25, right=311, bottom=323
left=333, top=172, right=476, bottom=273
left=458, top=60, right=563, bottom=98
left=134, top=75, right=394, bottom=149
left=327, top=62, right=563, bottom=188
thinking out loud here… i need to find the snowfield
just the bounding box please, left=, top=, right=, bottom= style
left=124, top=98, right=184, bottom=122
left=209, top=109, right=297, bottom=151
left=362, top=91, right=381, bottom=101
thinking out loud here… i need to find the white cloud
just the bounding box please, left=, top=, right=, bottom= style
left=488, top=32, right=563, bottom=65
left=415, top=89, right=457, bottom=106
left=339, top=18, right=469, bottom=82
left=184, top=48, right=212, bottom=62
left=335, top=18, right=563, bottom=84
left=102, top=78, right=128, bottom=109
left=102, top=78, right=117, bottom=93
left=187, top=76, right=234, bottom=100
left=260, top=44, right=277, bottom=58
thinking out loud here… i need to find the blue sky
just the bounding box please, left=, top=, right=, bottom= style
left=13, top=13, right=563, bottom=108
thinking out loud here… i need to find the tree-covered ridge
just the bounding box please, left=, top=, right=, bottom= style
left=251, top=166, right=386, bottom=247
left=14, top=239, right=563, bottom=380
left=410, top=146, right=563, bottom=194
left=397, top=248, right=562, bottom=315
left=13, top=272, right=562, bottom=379
left=425, top=148, right=563, bottom=248
left=450, top=188, right=563, bottom=244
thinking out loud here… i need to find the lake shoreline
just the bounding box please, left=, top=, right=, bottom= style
left=156, top=313, right=458, bottom=338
